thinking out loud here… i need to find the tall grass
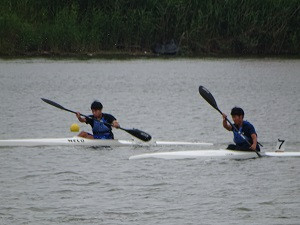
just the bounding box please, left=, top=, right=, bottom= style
left=0, top=0, right=299, bottom=56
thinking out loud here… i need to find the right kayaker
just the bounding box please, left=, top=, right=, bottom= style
left=222, top=107, right=260, bottom=151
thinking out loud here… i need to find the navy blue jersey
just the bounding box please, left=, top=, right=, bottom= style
left=86, top=113, right=116, bottom=139
left=232, top=120, right=259, bottom=150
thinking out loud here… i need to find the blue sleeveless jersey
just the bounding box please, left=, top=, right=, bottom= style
left=85, top=113, right=116, bottom=139
left=232, top=121, right=257, bottom=148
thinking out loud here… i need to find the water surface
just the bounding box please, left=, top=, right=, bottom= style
left=0, top=58, right=299, bottom=225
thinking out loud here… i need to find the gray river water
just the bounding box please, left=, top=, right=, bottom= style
left=0, top=58, right=299, bottom=224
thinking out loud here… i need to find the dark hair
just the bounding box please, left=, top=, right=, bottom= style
left=91, top=101, right=103, bottom=110
left=231, top=107, right=244, bottom=117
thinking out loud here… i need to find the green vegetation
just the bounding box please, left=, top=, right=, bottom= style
left=0, top=0, right=299, bottom=56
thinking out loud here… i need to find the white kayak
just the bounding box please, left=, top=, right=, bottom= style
left=0, top=137, right=213, bottom=147
left=129, top=149, right=300, bottom=160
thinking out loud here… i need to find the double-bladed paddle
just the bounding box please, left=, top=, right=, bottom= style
left=41, top=98, right=152, bottom=142
left=198, top=86, right=261, bottom=157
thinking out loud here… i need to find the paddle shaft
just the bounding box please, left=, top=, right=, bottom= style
left=41, top=98, right=151, bottom=141
left=52, top=107, right=116, bottom=129
left=41, top=100, right=115, bottom=128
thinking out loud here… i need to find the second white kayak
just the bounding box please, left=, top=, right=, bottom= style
left=129, top=149, right=300, bottom=160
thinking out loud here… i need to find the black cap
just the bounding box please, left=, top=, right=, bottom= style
left=231, top=107, right=244, bottom=116
left=91, top=101, right=103, bottom=110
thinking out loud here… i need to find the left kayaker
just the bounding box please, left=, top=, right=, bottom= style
left=222, top=107, right=260, bottom=151
left=76, top=101, right=119, bottom=139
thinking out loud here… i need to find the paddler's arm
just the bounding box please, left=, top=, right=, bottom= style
left=222, top=113, right=232, bottom=131
left=249, top=133, right=258, bottom=151
left=76, top=112, right=86, bottom=123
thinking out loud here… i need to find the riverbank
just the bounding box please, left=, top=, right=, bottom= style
left=1, top=50, right=299, bottom=60
left=1, top=0, right=299, bottom=57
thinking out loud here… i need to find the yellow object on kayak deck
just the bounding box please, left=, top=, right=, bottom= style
left=70, top=123, right=80, bottom=132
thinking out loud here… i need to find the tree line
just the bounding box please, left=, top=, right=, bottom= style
left=0, top=0, right=299, bottom=56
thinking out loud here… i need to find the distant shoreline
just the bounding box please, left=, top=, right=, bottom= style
left=1, top=50, right=299, bottom=60
left=1, top=1, right=299, bottom=57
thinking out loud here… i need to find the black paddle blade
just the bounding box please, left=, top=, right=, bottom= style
left=41, top=98, right=67, bottom=111
left=124, top=128, right=152, bottom=142
left=199, top=86, right=219, bottom=110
